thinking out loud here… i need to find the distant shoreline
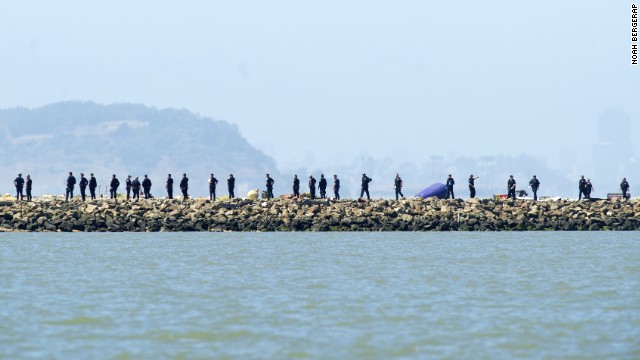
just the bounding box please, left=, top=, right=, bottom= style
left=0, top=197, right=637, bottom=232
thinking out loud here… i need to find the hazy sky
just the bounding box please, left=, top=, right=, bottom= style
left=0, top=1, right=636, bottom=170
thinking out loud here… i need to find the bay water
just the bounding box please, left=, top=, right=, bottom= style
left=1, top=232, right=639, bottom=359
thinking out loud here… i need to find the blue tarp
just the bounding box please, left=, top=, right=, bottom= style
left=415, top=183, right=447, bottom=199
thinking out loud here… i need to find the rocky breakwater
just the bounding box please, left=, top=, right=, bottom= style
left=0, top=197, right=639, bottom=232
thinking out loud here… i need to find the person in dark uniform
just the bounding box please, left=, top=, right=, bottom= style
left=578, top=175, right=586, bottom=200
left=265, top=173, right=275, bottom=199
left=25, top=175, right=32, bottom=202
left=227, top=174, right=235, bottom=199
left=79, top=173, right=88, bottom=202
left=318, top=174, right=327, bottom=199
left=66, top=172, right=77, bottom=201
left=89, top=173, right=97, bottom=200
left=292, top=175, right=300, bottom=198
left=142, top=175, right=152, bottom=199
left=308, top=175, right=317, bottom=199
left=584, top=179, right=593, bottom=199
left=180, top=173, right=189, bottom=200
left=14, top=173, right=24, bottom=201
left=445, top=174, right=455, bottom=199
left=333, top=175, right=340, bottom=200
left=110, top=174, right=120, bottom=199
left=125, top=175, right=132, bottom=200
left=507, top=175, right=516, bottom=200
left=529, top=175, right=540, bottom=201
left=620, top=177, right=630, bottom=200
left=360, top=173, right=372, bottom=200
left=131, top=176, right=141, bottom=200
left=166, top=174, right=174, bottom=199
left=468, top=174, right=479, bottom=199
left=394, top=173, right=405, bottom=200
left=208, top=174, right=218, bottom=201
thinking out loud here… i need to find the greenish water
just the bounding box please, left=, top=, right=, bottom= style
left=1, top=232, right=639, bottom=359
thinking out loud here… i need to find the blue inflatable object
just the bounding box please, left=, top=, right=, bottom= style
left=415, top=183, right=447, bottom=199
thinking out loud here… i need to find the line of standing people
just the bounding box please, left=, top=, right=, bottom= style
left=12, top=171, right=632, bottom=202
left=293, top=174, right=338, bottom=199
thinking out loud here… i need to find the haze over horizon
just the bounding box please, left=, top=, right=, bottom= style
left=1, top=1, right=636, bottom=175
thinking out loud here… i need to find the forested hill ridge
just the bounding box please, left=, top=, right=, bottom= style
left=0, top=101, right=277, bottom=196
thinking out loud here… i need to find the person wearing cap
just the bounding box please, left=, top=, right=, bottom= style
left=79, top=173, right=89, bottom=202
left=227, top=174, right=235, bottom=199
left=89, top=173, right=97, bottom=200
left=360, top=173, right=372, bottom=200
left=180, top=173, right=189, bottom=200
left=318, top=174, right=327, bottom=199
left=208, top=174, right=218, bottom=201
left=131, top=176, right=141, bottom=200
left=394, top=173, right=405, bottom=200
left=507, top=175, right=516, bottom=200
left=468, top=174, right=479, bottom=199
left=620, top=177, right=630, bottom=200
left=142, top=175, right=152, bottom=199
left=265, top=174, right=274, bottom=199
left=292, top=175, right=300, bottom=198
left=66, top=172, right=77, bottom=201
left=109, top=174, right=120, bottom=199
left=125, top=175, right=132, bottom=200
left=529, top=175, right=540, bottom=201
left=445, top=174, right=455, bottom=199
left=14, top=173, right=25, bottom=201
left=25, top=175, right=32, bottom=202
left=333, top=175, right=340, bottom=200
left=166, top=174, right=173, bottom=199
left=308, top=175, right=317, bottom=199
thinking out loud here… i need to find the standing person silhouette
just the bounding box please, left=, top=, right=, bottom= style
left=578, top=175, right=586, bottom=200
left=227, top=174, right=235, bottom=199
left=66, top=172, right=77, bottom=201
left=360, top=173, right=372, bottom=200
left=507, top=175, right=516, bottom=200
left=584, top=179, right=593, bottom=199
left=318, top=175, right=327, bottom=199
left=394, top=173, right=405, bottom=200
left=180, top=173, right=189, bottom=200
left=308, top=175, right=317, bottom=199
left=445, top=174, right=455, bottom=199
left=125, top=175, right=132, bottom=200
left=166, top=174, right=174, bottom=199
left=132, top=176, right=141, bottom=200
left=529, top=175, right=540, bottom=201
left=292, top=175, right=300, bottom=198
left=25, top=175, right=32, bottom=202
left=142, top=175, right=152, bottom=199
left=620, top=177, right=630, bottom=200
left=89, top=173, right=97, bottom=200
left=468, top=175, right=479, bottom=198
left=208, top=174, right=218, bottom=201
left=79, top=173, right=88, bottom=201
left=14, top=174, right=24, bottom=201
left=265, top=174, right=274, bottom=199
left=109, top=174, right=120, bottom=199
left=333, top=175, right=340, bottom=200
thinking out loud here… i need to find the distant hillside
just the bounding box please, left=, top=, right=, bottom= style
left=0, top=102, right=278, bottom=196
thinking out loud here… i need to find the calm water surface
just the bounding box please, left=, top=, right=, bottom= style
left=1, top=232, right=639, bottom=359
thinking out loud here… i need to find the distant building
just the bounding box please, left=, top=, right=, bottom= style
left=592, top=109, right=634, bottom=190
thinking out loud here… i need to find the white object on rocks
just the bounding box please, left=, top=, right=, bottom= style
left=247, top=189, right=259, bottom=200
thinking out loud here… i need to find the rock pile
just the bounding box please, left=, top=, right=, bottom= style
left=0, top=197, right=638, bottom=232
